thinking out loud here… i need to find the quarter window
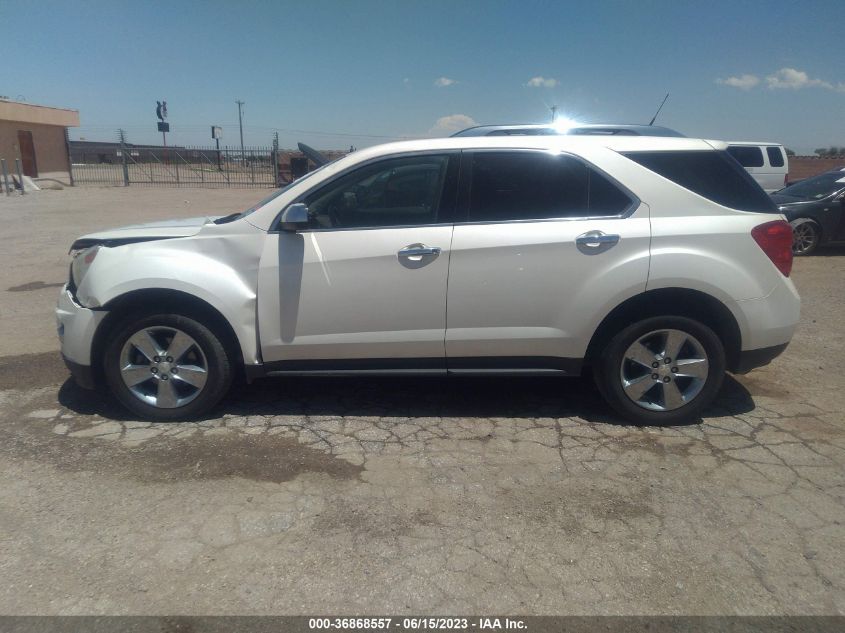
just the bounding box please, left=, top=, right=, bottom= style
left=624, top=150, right=776, bottom=213
left=303, top=155, right=454, bottom=229
left=766, top=146, right=785, bottom=167
left=468, top=151, right=632, bottom=222
left=727, top=145, right=764, bottom=167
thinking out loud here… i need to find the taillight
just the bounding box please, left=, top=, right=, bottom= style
left=751, top=220, right=793, bottom=277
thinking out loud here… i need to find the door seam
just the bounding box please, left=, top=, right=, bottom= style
left=443, top=224, right=455, bottom=362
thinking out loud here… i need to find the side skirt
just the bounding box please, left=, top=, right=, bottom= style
left=246, top=357, right=583, bottom=379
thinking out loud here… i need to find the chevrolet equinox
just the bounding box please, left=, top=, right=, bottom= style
left=57, top=135, right=800, bottom=424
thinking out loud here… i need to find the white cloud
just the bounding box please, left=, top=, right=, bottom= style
left=434, top=77, right=458, bottom=87
left=526, top=76, right=559, bottom=88
left=716, top=74, right=760, bottom=90
left=428, top=114, right=477, bottom=137
left=766, top=67, right=833, bottom=90
left=715, top=68, right=845, bottom=93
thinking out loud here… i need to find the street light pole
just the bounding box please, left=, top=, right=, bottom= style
left=236, top=100, right=245, bottom=162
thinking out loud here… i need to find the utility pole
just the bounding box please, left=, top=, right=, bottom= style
left=236, top=100, right=245, bottom=162
left=550, top=104, right=558, bottom=122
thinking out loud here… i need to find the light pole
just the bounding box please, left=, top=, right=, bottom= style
left=236, top=100, right=245, bottom=162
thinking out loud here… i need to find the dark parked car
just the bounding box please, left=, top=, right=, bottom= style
left=451, top=123, right=685, bottom=138
left=771, top=168, right=845, bottom=255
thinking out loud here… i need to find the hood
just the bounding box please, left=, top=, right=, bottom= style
left=70, top=216, right=218, bottom=251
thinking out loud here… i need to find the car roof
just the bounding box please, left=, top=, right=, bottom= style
left=339, top=135, right=724, bottom=165
left=451, top=123, right=685, bottom=138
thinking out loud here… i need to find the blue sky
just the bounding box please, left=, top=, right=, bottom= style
left=2, top=0, right=843, bottom=152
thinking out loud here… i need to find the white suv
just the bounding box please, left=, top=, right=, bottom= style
left=57, top=135, right=800, bottom=425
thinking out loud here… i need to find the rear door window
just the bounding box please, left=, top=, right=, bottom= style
left=467, top=151, right=633, bottom=222
left=766, top=146, right=785, bottom=167
left=727, top=145, right=765, bottom=167
left=623, top=150, right=777, bottom=213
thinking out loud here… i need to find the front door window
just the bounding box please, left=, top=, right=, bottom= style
left=303, top=155, right=454, bottom=229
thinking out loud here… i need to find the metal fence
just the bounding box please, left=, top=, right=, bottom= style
left=70, top=144, right=278, bottom=188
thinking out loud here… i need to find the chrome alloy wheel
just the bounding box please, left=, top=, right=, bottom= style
left=619, top=329, right=709, bottom=411
left=791, top=222, right=818, bottom=255
left=119, top=327, right=209, bottom=409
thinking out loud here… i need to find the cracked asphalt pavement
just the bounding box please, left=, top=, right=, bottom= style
left=0, top=188, right=843, bottom=614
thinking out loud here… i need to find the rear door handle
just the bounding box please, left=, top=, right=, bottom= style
left=398, top=244, right=441, bottom=257
left=576, top=231, right=620, bottom=253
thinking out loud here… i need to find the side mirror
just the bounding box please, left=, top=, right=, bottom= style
left=279, top=203, right=310, bottom=231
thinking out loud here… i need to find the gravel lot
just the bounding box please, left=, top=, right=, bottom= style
left=0, top=187, right=843, bottom=615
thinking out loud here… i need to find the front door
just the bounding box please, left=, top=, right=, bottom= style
left=257, top=153, right=459, bottom=369
left=17, top=131, right=38, bottom=177
left=445, top=149, right=651, bottom=370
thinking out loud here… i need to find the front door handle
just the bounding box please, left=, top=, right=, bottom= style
left=398, top=244, right=441, bottom=258
left=575, top=231, right=620, bottom=254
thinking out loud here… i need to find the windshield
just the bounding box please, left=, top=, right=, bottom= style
left=215, top=164, right=331, bottom=223
left=777, top=171, right=845, bottom=200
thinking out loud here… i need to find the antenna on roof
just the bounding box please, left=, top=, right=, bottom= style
left=649, top=93, right=669, bottom=126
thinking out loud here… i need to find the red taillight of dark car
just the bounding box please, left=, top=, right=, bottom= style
left=752, top=220, right=793, bottom=277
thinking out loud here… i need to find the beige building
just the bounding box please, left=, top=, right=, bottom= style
left=0, top=99, right=80, bottom=185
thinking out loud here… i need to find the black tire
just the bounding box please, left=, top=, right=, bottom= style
left=593, top=316, right=726, bottom=425
left=790, top=218, right=821, bottom=256
left=103, top=312, right=233, bottom=421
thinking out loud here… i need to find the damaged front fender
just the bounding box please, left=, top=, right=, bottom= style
left=75, top=219, right=267, bottom=365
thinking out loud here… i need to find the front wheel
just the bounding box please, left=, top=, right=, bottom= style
left=103, top=313, right=233, bottom=421
left=594, top=316, right=726, bottom=425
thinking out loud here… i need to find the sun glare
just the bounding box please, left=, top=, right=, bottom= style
left=551, top=116, right=580, bottom=132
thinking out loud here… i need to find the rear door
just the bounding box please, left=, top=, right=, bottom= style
left=444, top=149, right=651, bottom=371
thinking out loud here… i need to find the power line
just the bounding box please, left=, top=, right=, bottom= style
left=72, top=123, right=414, bottom=139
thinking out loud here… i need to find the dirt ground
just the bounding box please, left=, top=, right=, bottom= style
left=0, top=187, right=843, bottom=615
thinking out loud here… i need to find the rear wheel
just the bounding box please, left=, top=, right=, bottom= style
left=790, top=218, right=821, bottom=256
left=103, top=313, right=233, bottom=421
left=594, top=316, right=726, bottom=425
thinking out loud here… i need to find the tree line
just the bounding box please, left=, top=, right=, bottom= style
left=813, top=147, right=845, bottom=157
